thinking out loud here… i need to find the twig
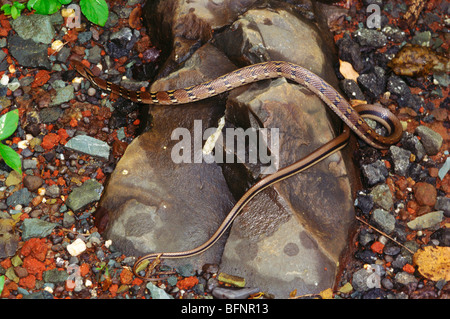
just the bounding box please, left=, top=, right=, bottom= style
left=355, top=215, right=415, bottom=254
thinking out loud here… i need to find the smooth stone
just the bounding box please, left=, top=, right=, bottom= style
left=146, top=282, right=174, bottom=299
left=370, top=209, right=396, bottom=234
left=10, top=14, right=55, bottom=44
left=407, top=211, right=444, bottom=230
left=415, top=125, right=443, bottom=155
left=21, top=218, right=58, bottom=240
left=66, top=179, right=104, bottom=211
left=64, top=135, right=110, bottom=159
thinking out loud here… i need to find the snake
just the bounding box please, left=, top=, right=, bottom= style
left=71, top=59, right=402, bottom=280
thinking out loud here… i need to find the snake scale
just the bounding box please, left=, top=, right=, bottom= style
left=71, top=59, right=402, bottom=280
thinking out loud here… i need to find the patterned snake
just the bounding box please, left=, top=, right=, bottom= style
left=71, top=60, right=402, bottom=280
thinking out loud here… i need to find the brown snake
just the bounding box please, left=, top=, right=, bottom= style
left=71, top=59, right=402, bottom=280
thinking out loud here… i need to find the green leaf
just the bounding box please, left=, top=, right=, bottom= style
left=27, top=0, right=37, bottom=11
left=1, top=4, right=11, bottom=11
left=80, top=0, right=108, bottom=26
left=58, top=0, right=73, bottom=4
left=0, top=110, right=19, bottom=141
left=0, top=143, right=22, bottom=174
left=11, top=5, right=19, bottom=19
left=1, top=4, right=12, bottom=15
left=0, top=275, right=5, bottom=296
left=28, top=0, right=62, bottom=15
left=13, top=1, right=26, bottom=10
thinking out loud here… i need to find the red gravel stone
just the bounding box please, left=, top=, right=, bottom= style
left=413, top=182, right=437, bottom=207
left=21, top=238, right=48, bottom=261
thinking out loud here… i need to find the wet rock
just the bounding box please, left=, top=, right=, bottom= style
left=370, top=183, right=393, bottom=211
left=407, top=211, right=443, bottom=230
left=108, top=0, right=358, bottom=298
left=414, top=126, right=443, bottom=155
left=64, top=135, right=110, bottom=159
left=361, top=160, right=388, bottom=186
left=389, top=146, right=411, bottom=176
left=66, top=179, right=103, bottom=212
left=21, top=218, right=58, bottom=241
left=413, top=182, right=437, bottom=207
left=370, top=209, right=395, bottom=234
left=8, top=34, right=51, bottom=69
left=99, top=44, right=236, bottom=270
left=10, top=14, right=55, bottom=44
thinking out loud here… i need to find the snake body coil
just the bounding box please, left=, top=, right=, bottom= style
left=72, top=60, right=402, bottom=279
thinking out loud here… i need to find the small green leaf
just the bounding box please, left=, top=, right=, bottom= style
left=13, top=1, right=26, bottom=10
left=1, top=4, right=12, bottom=15
left=27, top=0, right=37, bottom=11
left=28, top=0, right=62, bottom=15
left=0, top=143, right=22, bottom=174
left=1, top=4, right=11, bottom=11
left=10, top=5, right=19, bottom=19
left=0, top=275, right=5, bottom=296
left=80, top=0, right=108, bottom=26
left=0, top=110, right=19, bottom=141
left=58, top=0, right=73, bottom=4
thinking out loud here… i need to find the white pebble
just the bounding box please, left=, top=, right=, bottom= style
left=85, top=279, right=92, bottom=287
left=43, top=286, right=54, bottom=294
left=105, top=239, right=112, bottom=248
left=17, top=140, right=29, bottom=149
left=0, top=74, right=9, bottom=86
left=51, top=40, right=65, bottom=52
left=67, top=238, right=87, bottom=256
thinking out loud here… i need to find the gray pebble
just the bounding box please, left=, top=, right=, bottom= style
left=370, top=183, right=393, bottom=211
left=389, top=146, right=411, bottom=176
left=361, top=160, right=388, bottom=186
left=394, top=272, right=418, bottom=286
left=370, top=208, right=396, bottom=234
left=415, top=126, right=443, bottom=155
